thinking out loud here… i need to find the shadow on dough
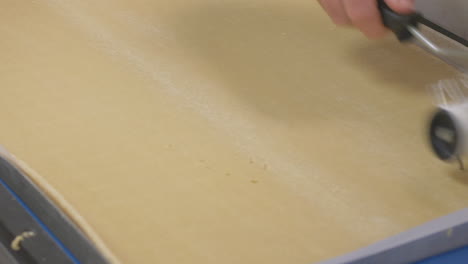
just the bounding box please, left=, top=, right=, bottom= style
left=168, top=2, right=455, bottom=121
left=350, top=41, right=457, bottom=92
left=450, top=168, right=468, bottom=186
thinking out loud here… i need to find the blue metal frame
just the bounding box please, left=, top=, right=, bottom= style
left=319, top=209, right=468, bottom=264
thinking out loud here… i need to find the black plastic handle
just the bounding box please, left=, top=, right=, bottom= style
left=378, top=0, right=421, bottom=42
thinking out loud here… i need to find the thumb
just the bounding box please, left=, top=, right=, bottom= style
left=384, top=0, right=415, bottom=14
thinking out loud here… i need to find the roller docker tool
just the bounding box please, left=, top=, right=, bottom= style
left=378, top=0, right=468, bottom=169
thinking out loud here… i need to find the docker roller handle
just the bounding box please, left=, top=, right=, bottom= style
left=377, top=0, right=421, bottom=42
left=378, top=0, right=468, bottom=58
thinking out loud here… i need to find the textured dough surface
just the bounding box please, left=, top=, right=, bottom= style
left=1, top=1, right=468, bottom=264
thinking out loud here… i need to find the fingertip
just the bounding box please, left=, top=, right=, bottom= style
left=343, top=0, right=388, bottom=39
left=385, top=0, right=415, bottom=14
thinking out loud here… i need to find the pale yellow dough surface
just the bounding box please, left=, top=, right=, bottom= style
left=1, top=1, right=467, bottom=264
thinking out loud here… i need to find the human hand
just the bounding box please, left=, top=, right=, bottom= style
left=319, top=0, right=415, bottom=39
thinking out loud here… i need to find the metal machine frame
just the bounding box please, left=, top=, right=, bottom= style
left=0, top=154, right=109, bottom=264
left=319, top=209, right=468, bottom=264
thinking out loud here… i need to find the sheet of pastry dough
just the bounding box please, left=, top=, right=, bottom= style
left=1, top=1, right=467, bottom=264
